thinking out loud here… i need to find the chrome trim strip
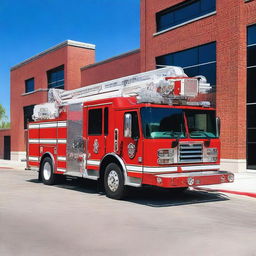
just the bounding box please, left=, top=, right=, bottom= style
left=157, top=170, right=230, bottom=178
left=181, top=165, right=220, bottom=171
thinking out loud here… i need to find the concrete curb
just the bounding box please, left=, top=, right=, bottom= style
left=194, top=186, right=256, bottom=198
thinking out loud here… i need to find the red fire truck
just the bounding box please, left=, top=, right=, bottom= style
left=27, top=67, right=234, bottom=199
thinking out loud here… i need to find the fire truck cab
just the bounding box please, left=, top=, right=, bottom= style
left=27, top=67, right=234, bottom=199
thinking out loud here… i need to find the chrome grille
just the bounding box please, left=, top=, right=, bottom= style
left=179, top=143, right=203, bottom=163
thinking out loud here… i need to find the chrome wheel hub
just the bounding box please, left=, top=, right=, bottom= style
left=43, top=162, right=51, bottom=181
left=107, top=170, right=119, bottom=192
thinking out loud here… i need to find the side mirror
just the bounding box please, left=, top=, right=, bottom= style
left=124, top=113, right=132, bottom=138
left=216, top=117, right=221, bottom=137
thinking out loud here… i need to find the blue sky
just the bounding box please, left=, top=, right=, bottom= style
left=0, top=0, right=140, bottom=120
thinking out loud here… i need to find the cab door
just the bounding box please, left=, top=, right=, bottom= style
left=85, top=106, right=108, bottom=177
left=121, top=110, right=143, bottom=181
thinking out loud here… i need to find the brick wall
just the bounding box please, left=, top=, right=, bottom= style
left=81, top=50, right=140, bottom=86
left=140, top=0, right=256, bottom=166
left=10, top=42, right=95, bottom=158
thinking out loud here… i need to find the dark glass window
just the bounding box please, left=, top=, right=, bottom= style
left=23, top=105, right=35, bottom=129
left=104, top=108, right=108, bottom=135
left=247, top=105, right=256, bottom=128
left=156, top=42, right=216, bottom=87
left=247, top=24, right=256, bottom=168
left=88, top=109, right=102, bottom=135
left=156, top=0, right=216, bottom=32
left=124, top=111, right=140, bottom=139
left=47, top=65, right=64, bottom=89
left=247, top=45, right=256, bottom=67
left=247, top=129, right=256, bottom=143
left=247, top=67, right=256, bottom=103
left=248, top=25, right=256, bottom=46
left=25, top=78, right=34, bottom=93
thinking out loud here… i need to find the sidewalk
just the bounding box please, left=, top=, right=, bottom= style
left=0, top=159, right=26, bottom=170
left=1, top=159, right=256, bottom=198
left=195, top=172, right=256, bottom=198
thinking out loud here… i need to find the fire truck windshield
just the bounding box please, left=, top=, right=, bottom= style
left=140, top=107, right=217, bottom=139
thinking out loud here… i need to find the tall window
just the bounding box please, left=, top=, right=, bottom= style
left=25, top=78, right=34, bottom=93
left=47, top=65, right=64, bottom=89
left=156, top=0, right=216, bottom=32
left=156, top=42, right=216, bottom=89
left=247, top=25, right=256, bottom=169
left=23, top=105, right=35, bottom=129
left=88, top=108, right=102, bottom=135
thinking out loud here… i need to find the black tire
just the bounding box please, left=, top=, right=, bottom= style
left=104, top=163, right=126, bottom=200
left=41, top=157, right=56, bottom=185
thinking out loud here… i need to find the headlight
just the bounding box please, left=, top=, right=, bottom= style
left=158, top=149, right=174, bottom=157
left=206, top=148, right=218, bottom=156
left=204, top=148, right=218, bottom=162
left=158, top=148, right=176, bottom=165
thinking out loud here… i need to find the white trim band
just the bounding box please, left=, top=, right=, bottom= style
left=29, top=139, right=67, bottom=144
left=28, top=156, right=39, bottom=161
left=87, top=160, right=100, bottom=166
left=28, top=121, right=67, bottom=129
left=181, top=165, right=220, bottom=171
left=126, top=165, right=143, bottom=172
left=57, top=168, right=66, bottom=172
left=144, top=166, right=178, bottom=173
left=57, top=156, right=66, bottom=161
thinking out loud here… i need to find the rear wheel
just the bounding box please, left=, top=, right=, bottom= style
left=41, top=157, right=56, bottom=185
left=104, top=163, right=126, bottom=200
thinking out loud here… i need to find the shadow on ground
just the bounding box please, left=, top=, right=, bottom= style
left=27, top=176, right=229, bottom=207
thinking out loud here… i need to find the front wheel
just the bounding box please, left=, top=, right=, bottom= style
left=104, top=163, right=126, bottom=200
left=41, top=157, right=56, bottom=185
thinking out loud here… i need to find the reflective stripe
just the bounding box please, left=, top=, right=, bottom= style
left=58, top=122, right=67, bottom=127
left=126, top=165, right=143, bottom=172
left=28, top=124, right=39, bottom=129
left=40, top=123, right=58, bottom=128
left=29, top=156, right=39, bottom=161
left=57, top=156, right=66, bottom=161
left=57, top=139, right=67, bottom=144
left=29, top=139, right=39, bottom=143
left=28, top=139, right=67, bottom=144
left=181, top=165, right=220, bottom=171
left=28, top=121, right=67, bottom=129
left=87, top=160, right=100, bottom=166
left=57, top=168, right=66, bottom=172
left=144, top=166, right=178, bottom=173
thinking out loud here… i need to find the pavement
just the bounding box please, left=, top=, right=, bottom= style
left=1, top=159, right=256, bottom=198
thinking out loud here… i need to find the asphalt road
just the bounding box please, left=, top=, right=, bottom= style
left=1, top=169, right=256, bottom=256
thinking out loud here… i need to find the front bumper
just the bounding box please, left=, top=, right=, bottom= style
left=153, top=170, right=234, bottom=188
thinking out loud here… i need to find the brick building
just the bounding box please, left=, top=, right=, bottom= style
left=1, top=0, right=256, bottom=172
